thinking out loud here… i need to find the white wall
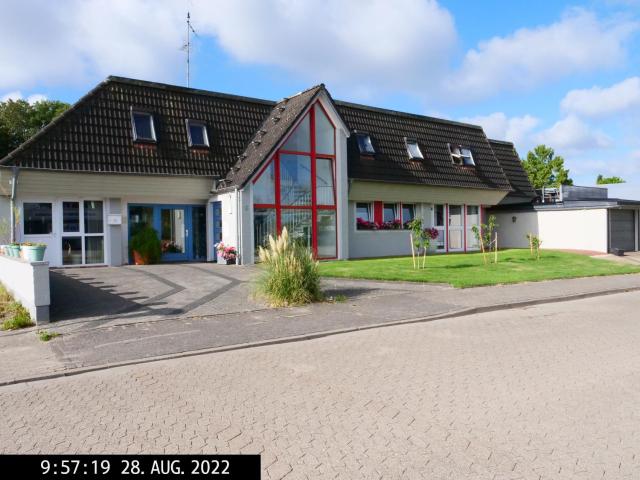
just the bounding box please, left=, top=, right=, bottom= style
left=0, top=254, right=50, bottom=324
left=493, top=208, right=609, bottom=253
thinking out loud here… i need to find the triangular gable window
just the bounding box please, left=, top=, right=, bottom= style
left=282, top=113, right=310, bottom=153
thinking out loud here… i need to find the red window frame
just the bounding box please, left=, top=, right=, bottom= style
left=252, top=101, right=338, bottom=259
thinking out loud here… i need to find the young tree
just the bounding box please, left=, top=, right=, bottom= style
left=522, top=145, right=573, bottom=189
left=596, top=174, right=625, bottom=185
left=0, top=99, right=70, bottom=158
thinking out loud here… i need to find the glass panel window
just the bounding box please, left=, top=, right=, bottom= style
left=449, top=230, right=463, bottom=250
left=449, top=205, right=463, bottom=226
left=402, top=204, right=415, bottom=225
left=192, top=206, right=207, bottom=260
left=282, top=113, right=310, bottom=152
left=131, top=111, right=156, bottom=141
left=356, top=134, right=375, bottom=154
left=84, top=201, right=103, bottom=234
left=461, top=148, right=474, bottom=166
left=23, top=202, right=52, bottom=235
left=254, top=209, right=277, bottom=255
left=435, top=205, right=445, bottom=227
left=383, top=203, right=397, bottom=223
left=356, top=203, right=371, bottom=223
left=281, top=210, right=312, bottom=249
left=316, top=158, right=335, bottom=206
left=84, top=236, right=104, bottom=264
left=187, top=120, right=209, bottom=147
left=317, top=210, right=337, bottom=258
left=435, top=229, right=446, bottom=250
left=161, top=208, right=186, bottom=254
left=253, top=161, right=275, bottom=205
left=129, top=206, right=154, bottom=237
left=280, top=154, right=312, bottom=206
left=62, top=237, right=82, bottom=265
left=314, top=105, right=334, bottom=155
left=63, top=201, right=80, bottom=233
left=466, top=205, right=480, bottom=226
left=405, top=138, right=423, bottom=160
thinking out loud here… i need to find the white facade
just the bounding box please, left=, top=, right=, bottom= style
left=493, top=208, right=610, bottom=253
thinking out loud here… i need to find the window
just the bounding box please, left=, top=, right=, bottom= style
left=449, top=144, right=474, bottom=166
left=356, top=133, right=375, bottom=154
left=186, top=120, right=209, bottom=147
left=356, top=203, right=372, bottom=222
left=131, top=111, right=156, bottom=142
left=253, top=162, right=275, bottom=204
left=61, top=200, right=104, bottom=265
left=434, top=204, right=445, bottom=250
left=23, top=203, right=52, bottom=235
left=383, top=203, right=397, bottom=223
left=466, top=205, right=480, bottom=250
left=282, top=114, right=310, bottom=152
left=314, top=105, right=334, bottom=155
left=402, top=204, right=415, bottom=225
left=280, top=154, right=312, bottom=206
left=405, top=138, right=423, bottom=160
left=252, top=102, right=337, bottom=259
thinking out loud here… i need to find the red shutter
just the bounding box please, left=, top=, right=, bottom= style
left=374, top=201, right=383, bottom=224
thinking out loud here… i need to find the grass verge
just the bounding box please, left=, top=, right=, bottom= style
left=319, top=249, right=640, bottom=288
left=0, top=285, right=34, bottom=330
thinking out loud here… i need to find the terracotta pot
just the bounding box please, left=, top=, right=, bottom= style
left=132, top=250, right=149, bottom=265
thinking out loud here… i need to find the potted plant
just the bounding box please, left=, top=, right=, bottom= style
left=215, top=242, right=237, bottom=265
left=129, top=226, right=161, bottom=265
left=20, top=242, right=47, bottom=262
left=7, top=242, right=21, bottom=258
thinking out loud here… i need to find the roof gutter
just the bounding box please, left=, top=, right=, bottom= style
left=10, top=166, right=19, bottom=243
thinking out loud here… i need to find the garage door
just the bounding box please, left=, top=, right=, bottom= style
left=610, top=209, right=636, bottom=252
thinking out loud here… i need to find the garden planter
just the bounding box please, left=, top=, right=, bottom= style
left=217, top=253, right=236, bottom=265
left=21, top=245, right=46, bottom=262
left=0, top=245, right=6, bottom=255
left=7, top=245, right=20, bottom=257
left=132, top=250, right=151, bottom=265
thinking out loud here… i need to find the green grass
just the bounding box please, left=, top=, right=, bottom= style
left=0, top=285, right=34, bottom=330
left=37, top=330, right=61, bottom=342
left=319, top=249, right=640, bottom=288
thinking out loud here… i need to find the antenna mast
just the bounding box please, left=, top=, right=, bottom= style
left=185, top=11, right=197, bottom=87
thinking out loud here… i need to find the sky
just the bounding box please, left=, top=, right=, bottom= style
left=1, top=0, right=640, bottom=189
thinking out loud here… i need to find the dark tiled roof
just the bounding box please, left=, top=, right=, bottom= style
left=335, top=101, right=512, bottom=191
left=488, top=139, right=536, bottom=200
left=222, top=84, right=324, bottom=189
left=0, top=76, right=274, bottom=177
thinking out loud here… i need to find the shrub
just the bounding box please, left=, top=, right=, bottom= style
left=256, top=227, right=323, bottom=307
left=129, top=226, right=162, bottom=264
left=1, top=302, right=33, bottom=330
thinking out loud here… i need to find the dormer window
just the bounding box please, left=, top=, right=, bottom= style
left=131, top=111, right=156, bottom=142
left=186, top=120, right=209, bottom=147
left=405, top=138, right=423, bottom=160
left=449, top=144, right=475, bottom=166
left=356, top=133, right=375, bottom=154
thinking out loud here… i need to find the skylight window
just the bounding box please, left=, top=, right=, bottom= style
left=131, top=111, right=156, bottom=142
left=356, top=133, right=375, bottom=154
left=186, top=120, right=209, bottom=147
left=449, top=144, right=475, bottom=166
left=405, top=138, right=423, bottom=160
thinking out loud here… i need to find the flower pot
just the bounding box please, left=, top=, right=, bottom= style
left=0, top=245, right=6, bottom=255
left=132, top=250, right=150, bottom=265
left=21, top=245, right=46, bottom=262
left=8, top=245, right=20, bottom=257
left=217, top=253, right=236, bottom=265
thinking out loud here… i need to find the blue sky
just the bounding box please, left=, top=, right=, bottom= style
left=2, top=0, right=640, bottom=189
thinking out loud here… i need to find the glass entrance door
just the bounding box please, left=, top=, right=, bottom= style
left=160, top=207, right=188, bottom=261
left=448, top=205, right=464, bottom=251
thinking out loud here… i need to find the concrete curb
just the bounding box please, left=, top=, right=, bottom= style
left=1, top=285, right=639, bottom=388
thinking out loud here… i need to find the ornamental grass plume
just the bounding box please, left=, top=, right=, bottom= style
left=256, top=227, right=323, bottom=307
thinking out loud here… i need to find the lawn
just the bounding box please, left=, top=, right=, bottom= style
left=319, top=249, right=640, bottom=288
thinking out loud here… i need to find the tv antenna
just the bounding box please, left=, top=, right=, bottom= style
left=182, top=11, right=198, bottom=87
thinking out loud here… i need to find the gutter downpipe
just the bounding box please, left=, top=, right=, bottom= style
left=10, top=166, right=19, bottom=243
left=235, top=188, right=243, bottom=265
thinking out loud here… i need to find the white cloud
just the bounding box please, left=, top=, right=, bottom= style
left=459, top=112, right=539, bottom=145
left=447, top=9, right=638, bottom=100
left=560, top=77, right=640, bottom=117
left=535, top=115, right=613, bottom=152
left=1, top=91, right=48, bottom=103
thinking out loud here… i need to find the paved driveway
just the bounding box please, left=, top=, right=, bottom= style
left=2, top=292, right=639, bottom=479
left=50, top=263, right=262, bottom=326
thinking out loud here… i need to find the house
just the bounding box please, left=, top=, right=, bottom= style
left=0, top=76, right=522, bottom=267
